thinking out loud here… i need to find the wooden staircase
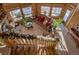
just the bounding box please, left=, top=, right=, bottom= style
left=5, top=38, right=58, bottom=55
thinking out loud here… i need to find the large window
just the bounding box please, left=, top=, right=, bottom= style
left=63, top=9, right=72, bottom=22
left=51, top=7, right=62, bottom=16
left=10, top=9, right=22, bottom=21
left=22, top=6, right=32, bottom=17
left=41, top=6, right=50, bottom=16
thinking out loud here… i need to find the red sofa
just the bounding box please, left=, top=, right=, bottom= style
left=35, top=15, right=51, bottom=30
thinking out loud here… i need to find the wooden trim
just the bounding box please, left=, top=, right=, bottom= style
left=19, top=4, right=25, bottom=19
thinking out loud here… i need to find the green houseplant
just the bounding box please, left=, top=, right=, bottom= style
left=52, top=18, right=63, bottom=29
left=19, top=17, right=32, bottom=26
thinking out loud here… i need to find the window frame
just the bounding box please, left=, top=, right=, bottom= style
left=51, top=7, right=62, bottom=17
left=22, top=6, right=32, bottom=17
left=41, top=6, right=50, bottom=16
left=9, top=9, right=22, bottom=21
left=63, top=9, right=72, bottom=22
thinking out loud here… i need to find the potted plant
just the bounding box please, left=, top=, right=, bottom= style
left=19, top=17, right=33, bottom=27
left=52, top=18, right=64, bottom=36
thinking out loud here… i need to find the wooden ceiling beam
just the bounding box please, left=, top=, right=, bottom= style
left=66, top=4, right=79, bottom=27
